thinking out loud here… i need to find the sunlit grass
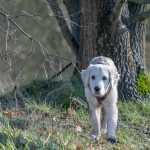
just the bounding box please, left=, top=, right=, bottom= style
left=0, top=78, right=149, bottom=149
left=0, top=99, right=149, bottom=149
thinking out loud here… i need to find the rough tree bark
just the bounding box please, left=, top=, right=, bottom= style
left=79, top=0, right=147, bottom=100
left=48, top=0, right=149, bottom=101
left=79, top=0, right=99, bottom=69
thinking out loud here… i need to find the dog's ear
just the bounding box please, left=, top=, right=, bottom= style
left=109, top=69, right=120, bottom=86
left=80, top=69, right=90, bottom=88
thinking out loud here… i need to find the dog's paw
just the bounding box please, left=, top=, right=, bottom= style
left=87, top=131, right=100, bottom=140
left=107, top=136, right=117, bottom=143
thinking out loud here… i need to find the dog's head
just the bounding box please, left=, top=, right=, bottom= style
left=81, top=64, right=119, bottom=99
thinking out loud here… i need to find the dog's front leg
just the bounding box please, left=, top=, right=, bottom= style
left=88, top=106, right=101, bottom=139
left=101, top=107, right=107, bottom=133
left=105, top=104, right=118, bottom=142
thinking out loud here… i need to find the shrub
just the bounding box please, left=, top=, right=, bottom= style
left=136, top=72, right=150, bottom=96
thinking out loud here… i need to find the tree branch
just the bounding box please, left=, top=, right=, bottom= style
left=51, top=62, right=72, bottom=79
left=110, top=0, right=127, bottom=25
left=132, top=9, right=150, bottom=22
left=47, top=0, right=79, bottom=55
left=128, top=0, right=150, bottom=4
left=0, top=10, right=65, bottom=73
left=0, top=10, right=79, bottom=82
left=109, top=0, right=127, bottom=37
left=63, top=0, right=80, bottom=44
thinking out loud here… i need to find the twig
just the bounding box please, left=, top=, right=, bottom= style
left=5, top=14, right=12, bottom=73
left=16, top=39, right=34, bottom=80
left=0, top=25, right=15, bottom=39
left=0, top=10, right=58, bottom=73
left=51, top=62, right=73, bottom=79
left=0, top=10, right=80, bottom=63
left=10, top=10, right=81, bottom=27
left=0, top=10, right=81, bottom=81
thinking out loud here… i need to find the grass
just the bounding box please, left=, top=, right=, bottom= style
left=0, top=79, right=150, bottom=150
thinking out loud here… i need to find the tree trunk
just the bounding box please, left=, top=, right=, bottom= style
left=49, top=0, right=147, bottom=101
left=79, top=0, right=99, bottom=69
left=128, top=2, right=146, bottom=73
left=79, top=0, right=146, bottom=100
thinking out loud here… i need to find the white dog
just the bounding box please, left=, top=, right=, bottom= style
left=81, top=56, right=120, bottom=142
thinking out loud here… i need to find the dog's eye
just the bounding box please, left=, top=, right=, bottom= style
left=91, top=75, right=96, bottom=80
left=103, top=76, right=107, bottom=80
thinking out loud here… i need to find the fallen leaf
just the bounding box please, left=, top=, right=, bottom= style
left=67, top=108, right=76, bottom=116
left=18, top=110, right=25, bottom=118
left=74, top=126, right=82, bottom=132
left=52, top=116, right=57, bottom=121
left=76, top=145, right=83, bottom=150
left=2, top=111, right=12, bottom=118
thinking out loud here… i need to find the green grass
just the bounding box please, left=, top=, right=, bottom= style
left=0, top=100, right=150, bottom=149
left=0, top=79, right=149, bottom=149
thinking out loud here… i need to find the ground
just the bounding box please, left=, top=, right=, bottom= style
left=0, top=80, right=149, bottom=150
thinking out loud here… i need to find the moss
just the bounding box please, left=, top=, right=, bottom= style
left=136, top=72, right=150, bottom=96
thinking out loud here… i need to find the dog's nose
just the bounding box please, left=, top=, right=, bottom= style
left=94, top=86, right=100, bottom=92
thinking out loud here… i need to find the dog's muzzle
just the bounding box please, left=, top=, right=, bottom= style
left=91, top=84, right=112, bottom=104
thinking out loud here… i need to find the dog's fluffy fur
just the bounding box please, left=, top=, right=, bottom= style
left=81, top=56, right=120, bottom=142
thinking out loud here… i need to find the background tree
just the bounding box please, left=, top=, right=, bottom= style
left=48, top=0, right=150, bottom=101
left=0, top=0, right=149, bottom=100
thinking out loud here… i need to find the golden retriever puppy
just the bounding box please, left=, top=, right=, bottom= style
left=81, top=56, right=120, bottom=142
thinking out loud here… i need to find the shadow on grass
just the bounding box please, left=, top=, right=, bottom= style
left=0, top=76, right=85, bottom=110
left=0, top=77, right=149, bottom=149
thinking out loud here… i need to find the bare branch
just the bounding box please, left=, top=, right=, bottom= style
left=47, top=0, right=79, bottom=55
left=132, top=9, right=150, bottom=22
left=0, top=0, right=8, bottom=7
left=0, top=10, right=80, bottom=82
left=1, top=13, right=12, bottom=73
left=10, top=11, right=81, bottom=27
left=16, top=40, right=34, bottom=80
left=0, top=25, right=15, bottom=39
left=0, top=10, right=67, bottom=76
left=128, top=0, right=150, bottom=4
left=51, top=62, right=72, bottom=79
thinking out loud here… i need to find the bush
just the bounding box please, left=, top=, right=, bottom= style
left=136, top=72, right=150, bottom=96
